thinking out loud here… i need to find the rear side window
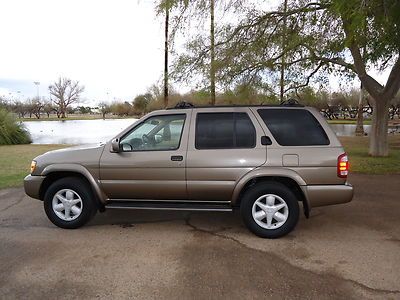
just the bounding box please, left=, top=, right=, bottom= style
left=195, top=112, right=256, bottom=149
left=257, top=109, right=329, bottom=146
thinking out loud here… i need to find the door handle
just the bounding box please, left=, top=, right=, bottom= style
left=171, top=155, right=183, bottom=161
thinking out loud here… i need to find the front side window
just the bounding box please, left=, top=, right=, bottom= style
left=120, top=114, right=186, bottom=151
left=195, top=112, right=256, bottom=149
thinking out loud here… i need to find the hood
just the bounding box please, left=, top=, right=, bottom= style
left=33, top=143, right=106, bottom=175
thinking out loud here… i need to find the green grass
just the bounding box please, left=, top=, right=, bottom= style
left=328, top=119, right=372, bottom=125
left=339, top=135, right=400, bottom=174
left=0, top=144, right=69, bottom=189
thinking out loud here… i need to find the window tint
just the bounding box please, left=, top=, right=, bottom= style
left=257, top=109, right=329, bottom=146
left=120, top=114, right=185, bottom=151
left=195, top=113, right=256, bottom=149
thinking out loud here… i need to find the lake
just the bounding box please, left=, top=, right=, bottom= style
left=22, top=118, right=371, bottom=144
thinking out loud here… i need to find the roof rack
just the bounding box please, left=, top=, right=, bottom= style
left=280, top=98, right=302, bottom=106
left=168, top=100, right=304, bottom=109
left=173, top=101, right=195, bottom=109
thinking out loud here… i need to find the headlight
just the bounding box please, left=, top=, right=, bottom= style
left=30, top=160, right=37, bottom=174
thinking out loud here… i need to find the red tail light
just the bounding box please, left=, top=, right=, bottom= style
left=337, top=153, right=349, bottom=178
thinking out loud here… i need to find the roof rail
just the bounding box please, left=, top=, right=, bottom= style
left=280, top=98, right=303, bottom=107
left=173, top=101, right=195, bottom=109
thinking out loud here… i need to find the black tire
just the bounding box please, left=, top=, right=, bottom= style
left=44, top=177, right=97, bottom=229
left=240, top=182, right=299, bottom=238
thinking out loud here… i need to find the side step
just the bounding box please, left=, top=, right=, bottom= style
left=105, top=200, right=233, bottom=212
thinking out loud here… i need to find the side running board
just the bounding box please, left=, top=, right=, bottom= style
left=105, top=200, right=233, bottom=212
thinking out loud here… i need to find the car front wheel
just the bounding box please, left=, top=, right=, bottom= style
left=44, top=177, right=97, bottom=229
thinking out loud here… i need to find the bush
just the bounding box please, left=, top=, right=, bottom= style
left=0, top=108, right=31, bottom=145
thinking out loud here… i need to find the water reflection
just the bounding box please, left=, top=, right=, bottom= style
left=329, top=124, right=371, bottom=136
left=23, top=118, right=138, bottom=144
left=22, top=119, right=373, bottom=145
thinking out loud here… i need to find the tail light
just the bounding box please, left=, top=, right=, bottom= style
left=337, top=153, right=349, bottom=178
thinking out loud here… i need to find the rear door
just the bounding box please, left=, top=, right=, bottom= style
left=186, top=107, right=267, bottom=201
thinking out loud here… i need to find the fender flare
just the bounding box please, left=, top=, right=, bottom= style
left=231, top=167, right=307, bottom=206
left=41, top=164, right=107, bottom=204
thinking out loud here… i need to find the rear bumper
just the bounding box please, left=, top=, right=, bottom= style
left=24, top=175, right=45, bottom=200
left=302, top=183, right=353, bottom=208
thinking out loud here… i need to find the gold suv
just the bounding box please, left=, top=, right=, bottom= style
left=24, top=101, right=353, bottom=238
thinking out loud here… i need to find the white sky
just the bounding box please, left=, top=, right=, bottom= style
left=0, top=0, right=391, bottom=105
left=0, top=0, right=164, bottom=103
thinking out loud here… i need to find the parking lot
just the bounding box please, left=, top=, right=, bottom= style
left=1, top=174, right=399, bottom=299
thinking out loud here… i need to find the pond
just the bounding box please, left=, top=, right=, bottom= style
left=23, top=118, right=138, bottom=144
left=22, top=118, right=372, bottom=144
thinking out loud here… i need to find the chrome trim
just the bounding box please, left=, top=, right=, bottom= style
left=108, top=199, right=231, bottom=204
left=105, top=206, right=232, bottom=212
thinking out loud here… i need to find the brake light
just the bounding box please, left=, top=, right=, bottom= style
left=337, top=153, right=349, bottom=178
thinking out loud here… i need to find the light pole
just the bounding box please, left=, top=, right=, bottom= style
left=33, top=81, right=40, bottom=100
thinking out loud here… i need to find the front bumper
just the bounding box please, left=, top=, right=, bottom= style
left=302, top=183, right=354, bottom=208
left=24, top=175, right=45, bottom=200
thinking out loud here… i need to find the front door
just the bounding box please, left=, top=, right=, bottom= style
left=99, top=111, right=190, bottom=200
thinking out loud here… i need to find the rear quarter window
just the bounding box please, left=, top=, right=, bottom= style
left=257, top=109, right=330, bottom=146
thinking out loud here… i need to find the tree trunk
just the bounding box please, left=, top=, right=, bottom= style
left=210, top=0, right=216, bottom=105
left=355, top=83, right=364, bottom=136
left=163, top=5, right=169, bottom=108
left=369, top=98, right=390, bottom=156
left=279, top=0, right=288, bottom=103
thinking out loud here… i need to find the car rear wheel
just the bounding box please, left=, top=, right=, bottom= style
left=240, top=182, right=299, bottom=238
left=44, top=177, right=97, bottom=229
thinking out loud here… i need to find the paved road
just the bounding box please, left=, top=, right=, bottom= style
left=1, top=174, right=399, bottom=299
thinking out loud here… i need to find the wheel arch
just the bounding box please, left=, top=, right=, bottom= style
left=232, top=169, right=310, bottom=217
left=39, top=164, right=106, bottom=208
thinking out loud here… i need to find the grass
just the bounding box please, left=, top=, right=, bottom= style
left=0, top=144, right=68, bottom=189
left=339, top=135, right=400, bottom=175
left=328, top=119, right=372, bottom=125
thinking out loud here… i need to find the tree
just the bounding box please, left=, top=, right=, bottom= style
left=26, top=98, right=44, bottom=119
left=98, top=102, right=111, bottom=119
left=202, top=0, right=400, bottom=156
left=133, top=93, right=153, bottom=115
left=49, top=77, right=84, bottom=118
left=164, top=1, right=170, bottom=108
left=156, top=0, right=191, bottom=108
left=43, top=100, right=56, bottom=118
left=171, top=0, right=244, bottom=104
left=210, top=0, right=216, bottom=104
left=279, top=0, right=288, bottom=102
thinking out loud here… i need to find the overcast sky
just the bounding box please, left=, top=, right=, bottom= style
left=0, top=0, right=391, bottom=105
left=0, top=0, right=165, bottom=103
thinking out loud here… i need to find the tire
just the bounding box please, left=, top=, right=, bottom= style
left=240, top=182, right=299, bottom=238
left=44, top=177, right=97, bottom=229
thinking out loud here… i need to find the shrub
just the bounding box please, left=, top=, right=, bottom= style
left=0, top=108, right=31, bottom=145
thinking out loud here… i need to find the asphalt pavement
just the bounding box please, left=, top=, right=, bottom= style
left=0, top=174, right=399, bottom=299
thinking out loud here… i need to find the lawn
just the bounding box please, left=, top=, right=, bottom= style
left=328, top=119, right=372, bottom=125
left=339, top=135, right=400, bottom=175
left=0, top=144, right=68, bottom=189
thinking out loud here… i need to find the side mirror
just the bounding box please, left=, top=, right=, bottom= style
left=111, top=138, right=120, bottom=152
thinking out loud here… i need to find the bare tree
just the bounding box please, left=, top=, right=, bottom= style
left=98, top=102, right=111, bottom=119
left=49, top=77, right=84, bottom=118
